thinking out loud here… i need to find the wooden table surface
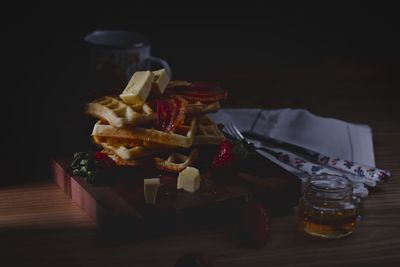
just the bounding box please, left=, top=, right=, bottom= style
left=1, top=60, right=400, bottom=266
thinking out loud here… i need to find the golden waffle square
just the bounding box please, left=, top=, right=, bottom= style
left=99, top=142, right=165, bottom=160
left=93, top=135, right=172, bottom=150
left=154, top=149, right=198, bottom=173
left=86, top=96, right=156, bottom=128
left=92, top=116, right=198, bottom=148
left=194, top=116, right=226, bottom=145
left=167, top=80, right=192, bottom=88
left=101, top=148, right=141, bottom=167
left=186, top=101, right=220, bottom=115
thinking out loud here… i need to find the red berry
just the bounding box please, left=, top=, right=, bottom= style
left=175, top=252, right=214, bottom=267
left=212, top=140, right=237, bottom=168
left=239, top=202, right=271, bottom=248
left=95, top=152, right=116, bottom=168
left=95, top=152, right=108, bottom=160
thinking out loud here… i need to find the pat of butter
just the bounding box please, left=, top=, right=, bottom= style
left=120, top=71, right=155, bottom=105
left=177, top=167, right=200, bottom=193
left=151, top=68, right=170, bottom=95
left=144, top=178, right=160, bottom=204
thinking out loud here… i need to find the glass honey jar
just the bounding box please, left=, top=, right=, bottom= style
left=298, top=175, right=360, bottom=239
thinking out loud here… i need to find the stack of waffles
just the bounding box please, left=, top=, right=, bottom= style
left=85, top=69, right=227, bottom=172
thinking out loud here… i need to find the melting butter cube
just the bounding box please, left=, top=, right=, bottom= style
left=177, top=167, right=200, bottom=193
left=144, top=178, right=160, bottom=204
left=151, top=68, right=170, bottom=95
left=120, top=70, right=155, bottom=105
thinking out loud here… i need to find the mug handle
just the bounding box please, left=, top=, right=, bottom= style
left=146, top=56, right=172, bottom=78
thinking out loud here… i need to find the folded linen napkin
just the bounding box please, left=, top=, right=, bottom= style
left=208, top=108, right=376, bottom=198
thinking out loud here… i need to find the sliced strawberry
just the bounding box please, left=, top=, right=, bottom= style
left=238, top=202, right=271, bottom=248
left=166, top=81, right=228, bottom=102
left=155, top=99, right=171, bottom=130
left=155, top=96, right=187, bottom=132
left=168, top=96, right=187, bottom=131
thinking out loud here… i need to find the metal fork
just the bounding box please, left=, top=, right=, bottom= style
left=226, top=123, right=390, bottom=184
left=224, top=123, right=280, bottom=156
left=224, top=123, right=248, bottom=144
left=223, top=123, right=377, bottom=188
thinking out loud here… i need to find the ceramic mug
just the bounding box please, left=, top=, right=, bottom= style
left=84, top=30, right=171, bottom=96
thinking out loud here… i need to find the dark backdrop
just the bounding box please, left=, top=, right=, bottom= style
left=2, top=2, right=399, bottom=182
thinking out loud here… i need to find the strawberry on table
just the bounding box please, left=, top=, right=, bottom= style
left=238, top=201, right=271, bottom=248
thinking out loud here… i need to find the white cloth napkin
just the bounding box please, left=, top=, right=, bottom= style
left=208, top=108, right=375, bottom=197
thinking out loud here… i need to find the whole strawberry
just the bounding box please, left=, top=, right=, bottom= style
left=95, top=152, right=116, bottom=169
left=212, top=139, right=248, bottom=169
left=238, top=201, right=271, bottom=248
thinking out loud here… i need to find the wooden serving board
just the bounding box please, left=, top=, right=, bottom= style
left=52, top=151, right=301, bottom=241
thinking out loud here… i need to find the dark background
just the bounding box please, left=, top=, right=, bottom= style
left=2, top=2, right=399, bottom=182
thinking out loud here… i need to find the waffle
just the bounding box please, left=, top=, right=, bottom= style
left=186, top=101, right=220, bottom=115
left=92, top=117, right=198, bottom=148
left=194, top=116, right=226, bottom=145
left=86, top=96, right=156, bottom=128
left=167, top=80, right=192, bottom=88
left=99, top=142, right=165, bottom=160
left=154, top=149, right=198, bottom=173
left=93, top=135, right=172, bottom=150
left=101, top=148, right=141, bottom=167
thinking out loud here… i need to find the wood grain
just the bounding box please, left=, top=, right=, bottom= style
left=51, top=153, right=300, bottom=241
left=1, top=66, right=400, bottom=266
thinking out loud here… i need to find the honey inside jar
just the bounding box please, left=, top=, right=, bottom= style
left=298, top=175, right=359, bottom=239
